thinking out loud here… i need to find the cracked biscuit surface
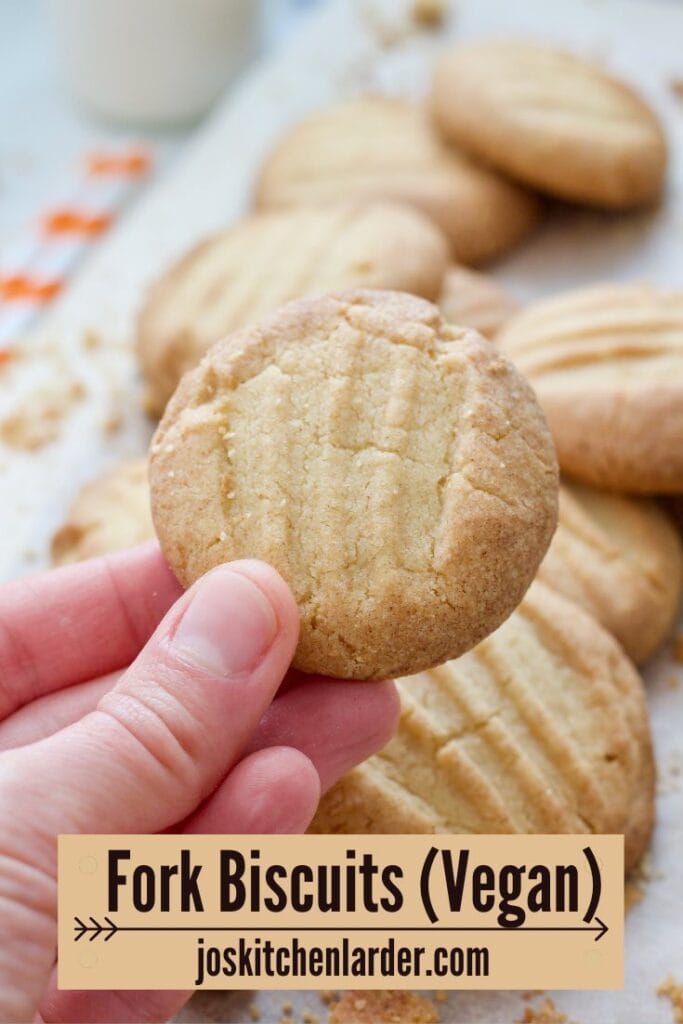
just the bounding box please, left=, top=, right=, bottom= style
left=432, top=39, right=666, bottom=208
left=538, top=480, right=683, bottom=664
left=51, top=459, right=153, bottom=565
left=254, top=97, right=539, bottom=265
left=137, top=201, right=450, bottom=416
left=311, top=582, right=654, bottom=871
left=150, top=289, right=558, bottom=679
left=498, top=282, right=683, bottom=493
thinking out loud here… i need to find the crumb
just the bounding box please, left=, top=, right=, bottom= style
left=248, top=1004, right=260, bottom=1022
left=634, top=851, right=664, bottom=884
left=142, top=390, right=160, bottom=418
left=515, top=996, right=575, bottom=1024
left=672, top=635, right=683, bottom=663
left=329, top=990, right=438, bottom=1024
left=665, top=672, right=680, bottom=690
left=433, top=991, right=447, bottom=1002
left=657, top=753, right=682, bottom=795
left=625, top=878, right=645, bottom=911
left=670, top=79, right=683, bottom=100
left=411, top=0, right=447, bottom=27
left=0, top=380, right=85, bottom=451
left=281, top=1002, right=293, bottom=1016
left=320, top=991, right=338, bottom=1006
left=522, top=992, right=544, bottom=1001
left=360, top=5, right=410, bottom=49
left=302, top=1010, right=319, bottom=1024
left=102, top=412, right=123, bottom=436
left=82, top=330, right=102, bottom=350
left=658, top=977, right=683, bottom=1023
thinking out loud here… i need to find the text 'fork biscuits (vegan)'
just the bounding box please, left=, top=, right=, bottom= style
left=150, top=290, right=558, bottom=679
left=311, top=582, right=654, bottom=871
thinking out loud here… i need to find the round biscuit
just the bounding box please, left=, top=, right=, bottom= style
left=150, top=289, right=558, bottom=680
left=431, top=39, right=666, bottom=208
left=538, top=480, right=683, bottom=664
left=498, top=282, right=683, bottom=493
left=137, top=201, right=450, bottom=416
left=51, top=459, right=154, bottom=566
left=311, top=581, right=655, bottom=872
left=438, top=264, right=518, bottom=338
left=253, top=97, right=539, bottom=265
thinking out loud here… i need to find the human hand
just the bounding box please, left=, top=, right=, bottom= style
left=0, top=542, right=399, bottom=1023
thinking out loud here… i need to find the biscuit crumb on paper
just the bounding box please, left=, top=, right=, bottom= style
left=328, top=990, right=438, bottom=1023
left=411, top=0, right=447, bottom=28
left=516, top=995, right=576, bottom=1024
left=658, top=977, right=683, bottom=1023
left=625, top=877, right=645, bottom=911
left=0, top=380, right=85, bottom=451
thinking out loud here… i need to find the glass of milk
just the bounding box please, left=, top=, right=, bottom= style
left=47, top=0, right=262, bottom=126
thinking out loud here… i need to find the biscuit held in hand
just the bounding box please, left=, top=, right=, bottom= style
left=431, top=38, right=666, bottom=208
left=438, top=263, right=519, bottom=339
left=312, top=582, right=654, bottom=872
left=498, top=282, right=683, bottom=494
left=150, top=289, right=558, bottom=680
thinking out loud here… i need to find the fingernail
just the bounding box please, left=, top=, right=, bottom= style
left=172, top=568, right=278, bottom=676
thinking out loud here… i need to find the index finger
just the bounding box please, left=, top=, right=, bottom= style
left=0, top=540, right=182, bottom=720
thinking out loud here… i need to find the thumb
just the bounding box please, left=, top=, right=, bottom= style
left=0, top=560, right=299, bottom=1022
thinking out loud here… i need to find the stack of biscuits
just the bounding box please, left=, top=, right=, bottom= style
left=53, top=37, right=682, bottom=904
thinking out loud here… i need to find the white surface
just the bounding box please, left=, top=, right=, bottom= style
left=1, top=0, right=682, bottom=1021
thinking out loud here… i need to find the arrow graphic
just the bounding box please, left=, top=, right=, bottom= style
left=73, top=916, right=118, bottom=942
left=73, top=917, right=608, bottom=943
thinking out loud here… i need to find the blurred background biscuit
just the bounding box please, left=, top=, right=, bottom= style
left=150, top=290, right=558, bottom=680
left=311, top=582, right=654, bottom=872
left=498, top=282, right=683, bottom=493
left=437, top=264, right=518, bottom=338
left=537, top=481, right=683, bottom=664
left=253, top=96, right=539, bottom=265
left=431, top=39, right=666, bottom=208
left=137, top=201, right=450, bottom=416
left=50, top=459, right=153, bottom=566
